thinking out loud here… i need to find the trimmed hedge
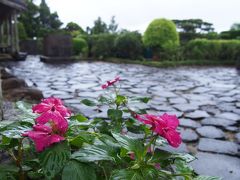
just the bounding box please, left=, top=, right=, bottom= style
left=184, top=39, right=240, bottom=60
left=73, top=38, right=88, bottom=56
left=114, top=31, right=143, bottom=60
left=89, top=34, right=117, bottom=59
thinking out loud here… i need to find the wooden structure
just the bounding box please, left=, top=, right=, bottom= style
left=0, top=0, right=26, bottom=54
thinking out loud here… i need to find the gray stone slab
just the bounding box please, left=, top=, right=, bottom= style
left=173, top=104, right=199, bottom=112
left=191, top=152, right=240, bottom=180
left=168, top=97, right=187, bottom=104
left=196, top=126, right=225, bottom=139
left=198, top=138, right=239, bottom=155
left=216, top=112, right=240, bottom=122
left=180, top=128, right=199, bottom=142
left=185, top=110, right=210, bottom=119
left=218, top=97, right=237, bottom=103
left=236, top=133, right=240, bottom=143
left=179, top=118, right=201, bottom=129
left=202, top=117, right=236, bottom=127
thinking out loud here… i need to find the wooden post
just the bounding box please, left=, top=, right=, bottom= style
left=10, top=13, right=15, bottom=53
left=0, top=22, right=3, bottom=45
left=7, top=15, right=11, bottom=51
left=13, top=10, right=19, bottom=53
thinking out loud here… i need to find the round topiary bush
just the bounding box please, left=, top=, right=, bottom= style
left=143, top=18, right=179, bottom=60
left=72, top=38, right=88, bottom=56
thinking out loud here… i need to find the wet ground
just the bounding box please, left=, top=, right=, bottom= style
left=2, top=56, right=240, bottom=179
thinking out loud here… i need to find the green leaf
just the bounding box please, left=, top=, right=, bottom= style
left=0, top=164, right=19, bottom=180
left=110, top=169, right=144, bottom=180
left=115, top=95, right=128, bottom=106
left=39, top=142, right=70, bottom=179
left=71, top=144, right=116, bottom=162
left=175, top=159, right=194, bottom=176
left=62, top=160, right=96, bottom=180
left=194, top=176, right=222, bottom=180
left=16, top=101, right=34, bottom=115
left=134, top=97, right=151, bottom=103
left=0, top=135, right=19, bottom=150
left=98, top=95, right=113, bottom=105
left=1, top=124, right=31, bottom=139
left=72, top=135, right=119, bottom=162
left=69, top=132, right=95, bottom=147
left=112, top=132, right=144, bottom=160
left=81, top=99, right=97, bottom=106
left=70, top=114, right=88, bottom=122
left=107, top=109, right=123, bottom=121
left=172, top=153, right=196, bottom=163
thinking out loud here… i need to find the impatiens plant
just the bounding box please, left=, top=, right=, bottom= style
left=0, top=77, right=221, bottom=180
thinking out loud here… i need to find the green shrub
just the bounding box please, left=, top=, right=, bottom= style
left=18, top=22, right=28, bottom=40
left=72, top=38, right=88, bottom=56
left=114, top=31, right=143, bottom=60
left=89, top=34, right=116, bottom=59
left=184, top=39, right=240, bottom=60
left=143, top=18, right=179, bottom=60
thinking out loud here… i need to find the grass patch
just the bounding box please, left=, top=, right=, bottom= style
left=73, top=56, right=237, bottom=68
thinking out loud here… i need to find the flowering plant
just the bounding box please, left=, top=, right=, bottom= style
left=0, top=77, right=221, bottom=180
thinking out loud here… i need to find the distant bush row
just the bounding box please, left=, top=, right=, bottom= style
left=73, top=34, right=240, bottom=61
left=73, top=31, right=144, bottom=60
left=184, top=39, right=240, bottom=60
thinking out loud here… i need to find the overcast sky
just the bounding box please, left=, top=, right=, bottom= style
left=36, top=0, right=239, bottom=33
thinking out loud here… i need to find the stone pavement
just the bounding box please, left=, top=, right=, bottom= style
left=2, top=56, right=240, bottom=179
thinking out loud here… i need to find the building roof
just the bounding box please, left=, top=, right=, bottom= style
left=0, top=0, right=26, bottom=11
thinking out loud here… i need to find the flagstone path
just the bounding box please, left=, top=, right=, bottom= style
left=2, top=56, right=240, bottom=180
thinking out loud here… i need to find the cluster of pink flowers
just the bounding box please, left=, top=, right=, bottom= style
left=135, top=113, right=182, bottom=148
left=101, top=76, right=120, bottom=89
left=23, top=97, right=71, bottom=152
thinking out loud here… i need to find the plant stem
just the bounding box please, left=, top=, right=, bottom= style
left=17, top=139, right=25, bottom=180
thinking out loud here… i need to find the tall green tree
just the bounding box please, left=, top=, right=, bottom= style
left=91, top=17, right=108, bottom=34
left=18, top=0, right=40, bottom=38
left=19, top=0, right=62, bottom=38
left=231, top=23, right=240, bottom=31
left=108, top=16, right=118, bottom=33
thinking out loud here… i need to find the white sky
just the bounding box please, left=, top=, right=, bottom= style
left=35, top=0, right=239, bottom=33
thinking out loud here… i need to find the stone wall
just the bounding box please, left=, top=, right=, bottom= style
left=20, top=39, right=42, bottom=55
left=43, top=34, right=72, bottom=57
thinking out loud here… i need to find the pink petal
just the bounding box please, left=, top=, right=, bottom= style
left=55, top=105, right=71, bottom=117
left=161, top=113, right=179, bottom=129
left=32, top=103, right=51, bottom=113
left=101, top=84, right=108, bottom=89
left=36, top=111, right=68, bottom=134
left=49, top=134, right=65, bottom=144
left=33, top=124, right=52, bottom=133
left=164, top=130, right=182, bottom=148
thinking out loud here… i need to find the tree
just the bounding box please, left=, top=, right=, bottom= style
left=18, top=0, right=40, bottom=38
left=231, top=23, right=240, bottom=31
left=173, top=19, right=214, bottom=33
left=108, top=16, right=118, bottom=33
left=143, top=18, right=179, bottom=59
left=19, top=0, right=63, bottom=38
left=114, top=31, right=143, bottom=59
left=65, top=22, right=83, bottom=32
left=172, top=19, right=215, bottom=44
left=91, top=17, right=108, bottom=34
left=65, top=22, right=85, bottom=37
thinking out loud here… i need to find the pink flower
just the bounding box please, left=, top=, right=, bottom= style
left=129, top=152, right=135, bottom=160
left=23, top=124, right=65, bottom=152
left=154, top=163, right=161, bottom=170
left=101, top=76, right=120, bottom=89
left=32, top=97, right=71, bottom=134
left=135, top=113, right=182, bottom=148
